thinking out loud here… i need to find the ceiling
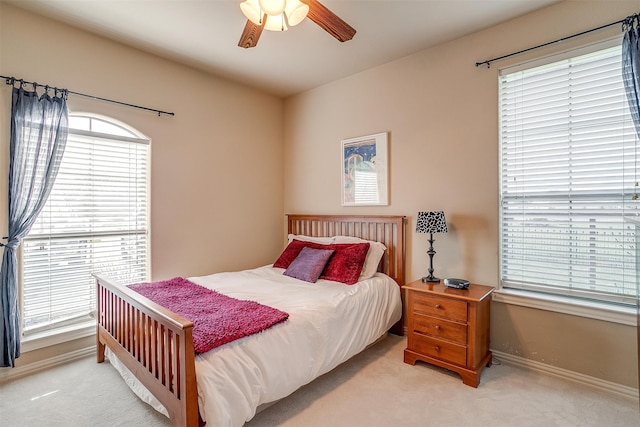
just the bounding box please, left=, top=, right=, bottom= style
left=7, top=0, right=562, bottom=97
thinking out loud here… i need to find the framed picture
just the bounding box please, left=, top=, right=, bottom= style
left=341, top=132, right=388, bottom=206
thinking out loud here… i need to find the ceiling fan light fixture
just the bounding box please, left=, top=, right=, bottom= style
left=264, top=13, right=288, bottom=31
left=284, top=0, right=309, bottom=26
left=259, top=0, right=286, bottom=16
left=240, top=0, right=262, bottom=25
left=240, top=0, right=290, bottom=31
left=238, top=0, right=355, bottom=48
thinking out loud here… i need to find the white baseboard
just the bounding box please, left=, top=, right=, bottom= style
left=492, top=349, right=640, bottom=401
left=0, top=345, right=96, bottom=384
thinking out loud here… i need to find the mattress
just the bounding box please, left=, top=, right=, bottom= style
left=106, top=264, right=402, bottom=426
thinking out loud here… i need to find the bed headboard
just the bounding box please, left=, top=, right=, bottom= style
left=286, top=214, right=406, bottom=287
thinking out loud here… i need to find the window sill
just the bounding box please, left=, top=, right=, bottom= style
left=21, top=321, right=95, bottom=353
left=492, top=289, right=637, bottom=326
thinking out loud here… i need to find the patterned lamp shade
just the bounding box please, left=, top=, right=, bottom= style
left=416, top=211, right=447, bottom=282
left=416, top=211, right=448, bottom=234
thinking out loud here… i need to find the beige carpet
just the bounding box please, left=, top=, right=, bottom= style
left=1, top=335, right=638, bottom=426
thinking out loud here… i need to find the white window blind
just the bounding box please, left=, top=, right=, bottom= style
left=22, top=115, right=150, bottom=334
left=499, top=42, right=639, bottom=306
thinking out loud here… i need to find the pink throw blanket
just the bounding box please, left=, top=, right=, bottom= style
left=128, top=277, right=289, bottom=354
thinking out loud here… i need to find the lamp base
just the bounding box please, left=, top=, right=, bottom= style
left=422, top=276, right=440, bottom=283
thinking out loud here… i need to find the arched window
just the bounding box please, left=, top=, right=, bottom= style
left=22, top=113, right=150, bottom=335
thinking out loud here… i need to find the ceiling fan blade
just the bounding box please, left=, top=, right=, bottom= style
left=302, top=0, right=356, bottom=42
left=238, top=17, right=266, bottom=49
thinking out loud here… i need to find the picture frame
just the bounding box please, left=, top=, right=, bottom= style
left=341, top=132, right=389, bottom=206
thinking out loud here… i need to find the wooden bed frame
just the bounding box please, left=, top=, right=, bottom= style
left=96, top=214, right=406, bottom=427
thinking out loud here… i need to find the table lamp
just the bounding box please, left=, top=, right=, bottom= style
left=416, top=211, right=448, bottom=282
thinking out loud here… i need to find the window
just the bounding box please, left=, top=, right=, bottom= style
left=22, top=114, right=150, bottom=335
left=499, top=40, right=639, bottom=307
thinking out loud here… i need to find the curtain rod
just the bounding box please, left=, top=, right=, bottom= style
left=1, top=75, right=174, bottom=117
left=475, top=16, right=631, bottom=68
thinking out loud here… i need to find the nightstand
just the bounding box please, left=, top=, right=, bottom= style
left=403, top=280, right=494, bottom=387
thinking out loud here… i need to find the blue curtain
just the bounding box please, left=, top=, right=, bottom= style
left=623, top=14, right=640, bottom=138
left=0, top=84, right=68, bottom=367
left=623, top=14, right=640, bottom=378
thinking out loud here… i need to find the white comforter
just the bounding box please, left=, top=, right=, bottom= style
left=107, top=265, right=402, bottom=426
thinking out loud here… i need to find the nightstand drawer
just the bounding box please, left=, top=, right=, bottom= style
left=411, top=293, right=467, bottom=322
left=413, top=313, right=467, bottom=344
left=411, top=333, right=467, bottom=366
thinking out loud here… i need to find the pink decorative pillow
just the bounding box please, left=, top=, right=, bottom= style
left=284, top=247, right=335, bottom=283
left=320, top=242, right=369, bottom=285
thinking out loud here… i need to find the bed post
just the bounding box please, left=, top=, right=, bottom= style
left=96, top=294, right=106, bottom=364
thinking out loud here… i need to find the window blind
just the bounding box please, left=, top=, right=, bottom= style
left=499, top=42, right=639, bottom=306
left=22, top=122, right=149, bottom=333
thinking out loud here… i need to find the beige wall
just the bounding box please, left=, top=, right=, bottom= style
left=0, top=4, right=285, bottom=365
left=284, top=0, right=639, bottom=388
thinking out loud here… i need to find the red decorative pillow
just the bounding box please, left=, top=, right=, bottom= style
left=320, top=242, right=369, bottom=285
left=274, top=240, right=370, bottom=284
left=273, top=239, right=313, bottom=269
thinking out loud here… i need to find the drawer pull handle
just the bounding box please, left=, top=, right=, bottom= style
left=434, top=346, right=441, bottom=352
left=434, top=325, right=441, bottom=331
left=435, top=304, right=441, bottom=309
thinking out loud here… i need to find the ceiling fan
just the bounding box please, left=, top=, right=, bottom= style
left=238, top=0, right=356, bottom=48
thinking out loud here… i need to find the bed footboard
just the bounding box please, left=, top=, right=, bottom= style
left=95, top=274, right=200, bottom=427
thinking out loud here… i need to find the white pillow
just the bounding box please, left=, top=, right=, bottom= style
left=287, top=234, right=335, bottom=245
left=333, top=236, right=387, bottom=280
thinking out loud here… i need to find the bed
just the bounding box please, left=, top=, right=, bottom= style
left=95, top=214, right=406, bottom=426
